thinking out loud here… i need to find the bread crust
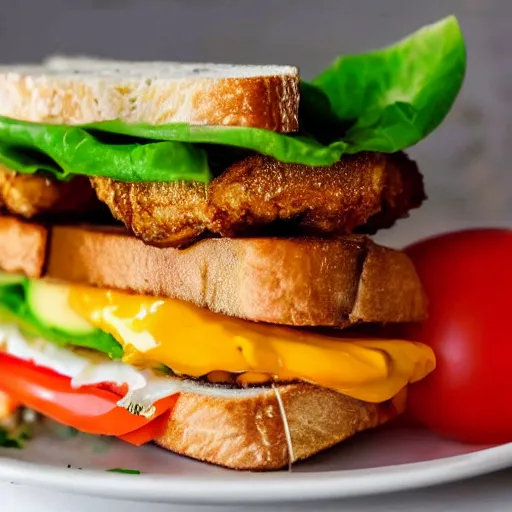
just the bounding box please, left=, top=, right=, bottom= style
left=0, top=72, right=299, bottom=132
left=0, top=217, right=47, bottom=277
left=46, top=225, right=427, bottom=326
left=155, top=383, right=405, bottom=470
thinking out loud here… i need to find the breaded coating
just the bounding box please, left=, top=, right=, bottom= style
left=0, top=166, right=106, bottom=219
left=209, top=152, right=424, bottom=237
left=355, top=151, right=426, bottom=233
left=90, top=179, right=209, bottom=247
left=91, top=152, right=425, bottom=247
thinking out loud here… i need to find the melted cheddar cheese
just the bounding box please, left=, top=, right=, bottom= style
left=68, top=286, right=435, bottom=403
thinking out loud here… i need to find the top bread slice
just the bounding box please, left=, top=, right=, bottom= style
left=0, top=216, right=427, bottom=327
left=0, top=61, right=299, bottom=130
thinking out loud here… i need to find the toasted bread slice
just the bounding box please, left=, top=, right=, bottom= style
left=0, top=217, right=47, bottom=277
left=0, top=220, right=423, bottom=327
left=155, top=383, right=405, bottom=470
left=0, top=370, right=403, bottom=470
left=0, top=63, right=298, bottom=131
left=0, top=218, right=427, bottom=326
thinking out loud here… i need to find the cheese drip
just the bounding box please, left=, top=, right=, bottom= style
left=67, top=285, right=435, bottom=403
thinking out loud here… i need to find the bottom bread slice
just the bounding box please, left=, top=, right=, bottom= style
left=155, top=383, right=405, bottom=471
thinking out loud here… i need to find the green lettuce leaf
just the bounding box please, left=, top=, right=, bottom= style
left=0, top=16, right=465, bottom=183
left=0, top=281, right=123, bottom=359
left=86, top=122, right=350, bottom=166
left=308, top=15, right=466, bottom=152
left=0, top=118, right=211, bottom=183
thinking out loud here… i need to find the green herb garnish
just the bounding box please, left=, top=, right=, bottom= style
left=106, top=468, right=141, bottom=475
left=0, top=421, right=32, bottom=449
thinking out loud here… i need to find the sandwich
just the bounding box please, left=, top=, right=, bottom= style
left=0, top=16, right=465, bottom=470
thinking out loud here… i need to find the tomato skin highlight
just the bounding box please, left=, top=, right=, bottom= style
left=0, top=353, right=176, bottom=437
left=404, top=229, right=512, bottom=444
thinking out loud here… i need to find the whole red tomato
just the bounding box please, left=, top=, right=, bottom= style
left=404, top=228, right=512, bottom=444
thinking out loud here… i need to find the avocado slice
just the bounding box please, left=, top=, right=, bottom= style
left=25, top=279, right=95, bottom=336
left=0, top=278, right=123, bottom=359
left=0, top=272, right=26, bottom=286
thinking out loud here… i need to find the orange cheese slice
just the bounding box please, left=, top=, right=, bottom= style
left=69, top=286, right=435, bottom=403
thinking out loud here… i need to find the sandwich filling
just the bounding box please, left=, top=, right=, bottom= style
left=0, top=276, right=435, bottom=426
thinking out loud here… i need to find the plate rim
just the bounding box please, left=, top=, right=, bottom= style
left=1, top=442, right=512, bottom=504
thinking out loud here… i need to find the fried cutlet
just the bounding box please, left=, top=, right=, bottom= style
left=0, top=166, right=106, bottom=219
left=91, top=151, right=425, bottom=248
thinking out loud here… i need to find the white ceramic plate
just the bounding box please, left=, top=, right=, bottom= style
left=0, top=420, right=510, bottom=505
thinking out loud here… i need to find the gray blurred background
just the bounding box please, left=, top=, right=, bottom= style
left=0, top=0, right=510, bottom=247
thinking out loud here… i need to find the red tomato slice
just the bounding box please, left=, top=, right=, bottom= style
left=119, top=408, right=174, bottom=446
left=0, top=353, right=176, bottom=437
